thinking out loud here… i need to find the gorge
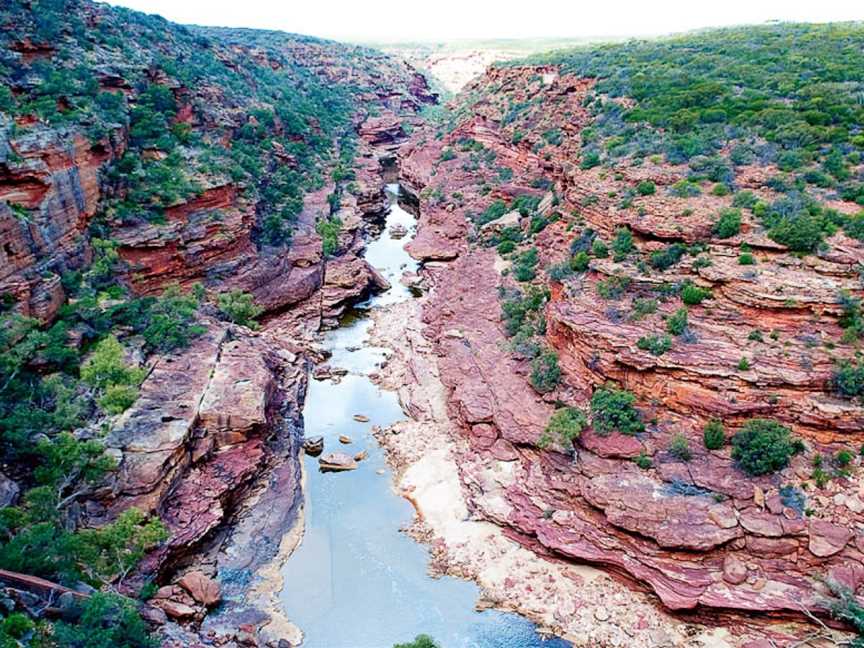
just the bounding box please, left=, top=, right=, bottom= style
left=1, top=2, right=864, bottom=648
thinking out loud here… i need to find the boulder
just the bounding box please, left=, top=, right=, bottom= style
left=178, top=571, right=221, bottom=607
left=722, top=554, right=748, bottom=585
left=303, top=436, right=324, bottom=456
left=808, top=520, right=853, bottom=558
left=0, top=473, right=19, bottom=508
left=158, top=599, right=197, bottom=620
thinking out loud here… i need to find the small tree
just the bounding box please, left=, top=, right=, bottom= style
left=712, top=208, right=742, bottom=238
left=681, top=282, right=711, bottom=305
left=394, top=636, right=440, bottom=648
left=636, top=181, right=656, bottom=196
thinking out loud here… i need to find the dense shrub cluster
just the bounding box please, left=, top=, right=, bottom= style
left=731, top=419, right=801, bottom=476
left=637, top=334, right=672, bottom=356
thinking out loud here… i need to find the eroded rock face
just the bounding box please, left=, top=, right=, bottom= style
left=402, top=63, right=864, bottom=631
left=0, top=128, right=118, bottom=321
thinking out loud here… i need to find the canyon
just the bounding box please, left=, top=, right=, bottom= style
left=1, top=4, right=864, bottom=648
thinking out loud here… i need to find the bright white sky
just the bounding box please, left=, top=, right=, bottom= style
left=105, top=0, right=862, bottom=42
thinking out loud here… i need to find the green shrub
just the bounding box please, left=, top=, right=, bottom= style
left=118, top=285, right=206, bottom=353
left=836, top=449, right=855, bottom=468
left=669, top=180, right=701, bottom=197
left=530, top=350, right=561, bottom=394
left=738, top=252, right=756, bottom=265
left=580, top=151, right=601, bottom=170
left=1, top=613, right=33, bottom=639
left=497, top=240, right=516, bottom=254
left=634, top=450, right=652, bottom=469
left=737, top=356, right=751, bottom=371
left=513, top=248, right=539, bottom=282
left=499, top=286, right=548, bottom=337
left=317, top=216, right=343, bottom=256
left=636, top=181, right=656, bottom=196
left=732, top=191, right=758, bottom=210
left=591, top=385, right=644, bottom=436
left=649, top=243, right=686, bottom=270
left=592, top=239, right=608, bottom=258
left=217, top=290, right=264, bottom=329
left=80, top=336, right=146, bottom=414
left=98, top=384, right=140, bottom=415
left=596, top=275, right=630, bottom=300
left=712, top=208, right=741, bottom=238
left=630, top=298, right=658, bottom=320
left=833, top=360, right=864, bottom=400
left=731, top=419, right=798, bottom=476
left=838, top=291, right=864, bottom=341
left=637, top=334, right=672, bottom=356
left=545, top=408, right=587, bottom=446
left=666, top=307, right=688, bottom=335
left=611, top=227, right=634, bottom=261
left=439, top=147, right=456, bottom=161
left=827, top=581, right=864, bottom=646
left=710, top=183, right=730, bottom=196
left=767, top=213, right=823, bottom=253
left=680, top=282, right=711, bottom=305
left=703, top=419, right=725, bottom=449
left=80, top=336, right=143, bottom=391
left=570, top=251, right=590, bottom=271
left=668, top=433, right=692, bottom=461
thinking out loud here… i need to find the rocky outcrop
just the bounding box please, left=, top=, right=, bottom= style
left=104, top=323, right=298, bottom=575
left=401, top=63, right=864, bottom=636
left=0, top=127, right=119, bottom=321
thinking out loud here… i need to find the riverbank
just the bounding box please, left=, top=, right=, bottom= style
left=368, top=297, right=737, bottom=648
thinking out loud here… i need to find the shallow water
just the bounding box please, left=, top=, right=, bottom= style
left=279, top=184, right=570, bottom=648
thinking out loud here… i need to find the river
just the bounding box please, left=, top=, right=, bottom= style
left=278, top=184, right=571, bottom=648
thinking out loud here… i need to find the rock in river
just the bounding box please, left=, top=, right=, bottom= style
left=319, top=453, right=358, bottom=472
left=303, top=436, right=324, bottom=456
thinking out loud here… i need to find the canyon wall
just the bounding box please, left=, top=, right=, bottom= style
left=400, top=62, right=864, bottom=641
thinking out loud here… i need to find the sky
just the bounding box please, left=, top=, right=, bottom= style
left=104, top=0, right=863, bottom=42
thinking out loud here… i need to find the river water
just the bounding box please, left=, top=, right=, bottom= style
left=279, top=184, right=570, bottom=648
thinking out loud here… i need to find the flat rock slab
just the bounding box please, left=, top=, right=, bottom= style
left=319, top=452, right=358, bottom=472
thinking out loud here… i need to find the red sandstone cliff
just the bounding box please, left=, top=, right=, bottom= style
left=400, top=64, right=864, bottom=638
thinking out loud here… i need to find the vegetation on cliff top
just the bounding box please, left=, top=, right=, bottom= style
left=516, top=23, right=864, bottom=253
left=0, top=0, right=382, bottom=246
